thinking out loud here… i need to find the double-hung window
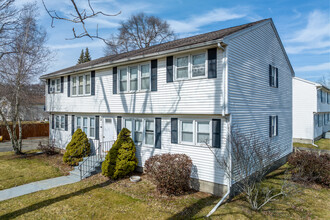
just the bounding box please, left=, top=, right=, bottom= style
left=176, top=56, right=189, bottom=79
left=141, top=64, right=150, bottom=90
left=90, top=117, right=95, bottom=137
left=85, top=74, right=91, bottom=94
left=56, top=79, right=61, bottom=92
left=270, top=65, right=278, bottom=87
left=134, top=119, right=143, bottom=144
left=197, top=121, right=210, bottom=144
left=129, top=66, right=138, bottom=91
left=76, top=117, right=81, bottom=129
left=125, top=119, right=133, bottom=132
left=51, top=79, right=56, bottom=93
left=119, top=68, right=128, bottom=92
left=55, top=116, right=60, bottom=129
left=270, top=116, right=278, bottom=137
left=192, top=53, right=206, bottom=77
left=60, top=116, right=65, bottom=129
left=78, top=75, right=84, bottom=95
left=318, top=114, right=323, bottom=127
left=72, top=76, right=77, bottom=95
left=181, top=120, right=193, bottom=143
left=145, top=119, right=154, bottom=145
left=83, top=117, right=88, bottom=134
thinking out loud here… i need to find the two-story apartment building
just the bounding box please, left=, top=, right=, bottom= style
left=40, top=18, right=294, bottom=195
left=293, top=77, right=330, bottom=143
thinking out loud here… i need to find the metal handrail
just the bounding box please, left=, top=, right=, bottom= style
left=78, top=140, right=114, bottom=179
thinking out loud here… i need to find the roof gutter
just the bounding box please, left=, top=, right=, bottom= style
left=40, top=39, right=224, bottom=80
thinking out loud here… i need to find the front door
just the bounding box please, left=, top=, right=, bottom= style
left=103, top=117, right=115, bottom=142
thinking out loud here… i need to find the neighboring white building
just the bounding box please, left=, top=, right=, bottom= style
left=40, top=19, right=294, bottom=195
left=293, top=77, right=330, bottom=143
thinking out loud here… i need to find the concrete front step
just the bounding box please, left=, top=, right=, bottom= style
left=72, top=155, right=105, bottom=179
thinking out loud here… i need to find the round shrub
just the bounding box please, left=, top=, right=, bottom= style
left=101, top=128, right=138, bottom=179
left=288, top=151, right=330, bottom=187
left=63, top=128, right=91, bottom=166
left=144, top=153, right=193, bottom=195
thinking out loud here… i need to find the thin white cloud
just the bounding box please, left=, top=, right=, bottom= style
left=295, top=62, right=330, bottom=72
left=168, top=7, right=247, bottom=34
left=48, top=41, right=104, bottom=50
left=285, top=10, right=330, bottom=54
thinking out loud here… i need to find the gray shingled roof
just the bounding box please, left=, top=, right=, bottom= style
left=42, top=19, right=269, bottom=78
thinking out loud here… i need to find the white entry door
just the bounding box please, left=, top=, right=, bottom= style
left=103, top=117, right=115, bottom=142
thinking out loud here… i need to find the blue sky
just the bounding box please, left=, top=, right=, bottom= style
left=16, top=0, right=330, bottom=82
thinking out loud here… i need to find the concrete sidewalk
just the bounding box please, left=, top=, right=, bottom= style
left=0, top=137, right=48, bottom=152
left=0, top=175, right=80, bottom=202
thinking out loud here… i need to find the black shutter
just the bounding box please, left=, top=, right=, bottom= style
left=166, top=56, right=173, bottom=83
left=113, top=67, right=117, bottom=94
left=171, top=118, right=178, bottom=144
left=95, top=116, right=99, bottom=140
left=91, top=70, right=95, bottom=95
left=269, top=64, right=272, bottom=86
left=276, top=116, right=278, bottom=136
left=155, top=118, right=161, bottom=149
left=51, top=114, right=54, bottom=129
left=117, top=116, right=122, bottom=135
left=151, top=59, right=157, bottom=91
left=48, top=79, right=50, bottom=94
left=67, top=76, right=71, bottom=97
left=65, top=114, right=68, bottom=131
left=276, top=67, right=279, bottom=88
left=269, top=116, right=272, bottom=137
left=71, top=115, right=75, bottom=135
left=60, top=76, right=64, bottom=93
left=212, top=119, right=221, bottom=148
left=208, top=48, right=217, bottom=78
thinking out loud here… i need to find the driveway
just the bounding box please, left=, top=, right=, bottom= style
left=0, top=137, right=48, bottom=152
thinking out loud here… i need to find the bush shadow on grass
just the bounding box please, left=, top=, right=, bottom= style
left=0, top=179, right=114, bottom=219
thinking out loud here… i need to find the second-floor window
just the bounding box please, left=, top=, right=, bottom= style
left=269, top=65, right=278, bottom=88
left=118, top=63, right=151, bottom=92
left=174, top=51, right=207, bottom=80
left=71, top=73, right=91, bottom=96
left=270, top=116, right=278, bottom=137
left=49, top=78, right=61, bottom=93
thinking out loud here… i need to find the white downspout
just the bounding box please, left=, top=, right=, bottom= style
left=312, top=113, right=319, bottom=148
left=206, top=115, right=232, bottom=217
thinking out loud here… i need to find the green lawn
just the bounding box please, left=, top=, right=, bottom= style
left=294, top=138, right=330, bottom=150
left=0, top=165, right=329, bottom=219
left=0, top=151, right=70, bottom=190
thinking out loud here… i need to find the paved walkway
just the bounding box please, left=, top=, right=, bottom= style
left=0, top=175, right=80, bottom=202
left=0, top=137, right=48, bottom=152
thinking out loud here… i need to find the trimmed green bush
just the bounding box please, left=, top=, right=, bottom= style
left=102, top=128, right=138, bottom=179
left=63, top=129, right=91, bottom=166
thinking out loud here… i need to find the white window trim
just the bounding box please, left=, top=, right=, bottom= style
left=118, top=61, right=151, bottom=93
left=50, top=78, right=61, bottom=94
left=71, top=73, right=91, bottom=97
left=174, top=50, right=208, bottom=81
left=55, top=78, right=61, bottom=93
left=178, top=119, right=211, bottom=146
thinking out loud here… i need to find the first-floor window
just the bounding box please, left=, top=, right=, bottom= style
left=145, top=119, right=154, bottom=145
left=125, top=119, right=133, bottom=133
left=134, top=119, right=143, bottom=144
left=90, top=117, right=95, bottom=137
left=270, top=116, right=278, bottom=137
left=318, top=114, right=323, bottom=127
left=77, top=117, right=81, bottom=129
left=60, top=116, right=65, bottom=129
left=83, top=117, right=88, bottom=134
left=197, top=121, right=209, bottom=144
left=181, top=120, right=193, bottom=143
left=55, top=116, right=60, bottom=129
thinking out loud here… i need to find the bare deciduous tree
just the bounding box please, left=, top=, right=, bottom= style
left=206, top=129, right=296, bottom=214
left=104, top=12, right=176, bottom=55
left=0, top=3, right=51, bottom=154
left=317, top=74, right=330, bottom=88
left=0, top=0, right=16, bottom=60
left=42, top=0, right=120, bottom=41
